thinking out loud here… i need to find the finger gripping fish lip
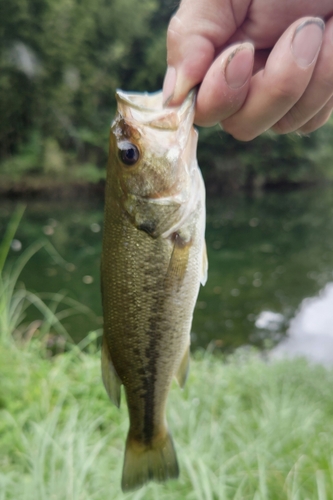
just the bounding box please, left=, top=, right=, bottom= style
left=114, top=88, right=196, bottom=133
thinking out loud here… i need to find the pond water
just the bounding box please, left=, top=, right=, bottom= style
left=1, top=185, right=333, bottom=352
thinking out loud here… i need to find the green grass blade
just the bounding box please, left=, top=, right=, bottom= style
left=317, top=470, right=327, bottom=500
left=0, top=204, right=25, bottom=274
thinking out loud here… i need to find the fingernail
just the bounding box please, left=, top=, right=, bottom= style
left=225, top=43, right=254, bottom=89
left=292, top=18, right=324, bottom=67
left=163, top=66, right=176, bottom=106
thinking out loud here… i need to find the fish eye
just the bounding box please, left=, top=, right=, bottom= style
left=118, top=142, right=140, bottom=166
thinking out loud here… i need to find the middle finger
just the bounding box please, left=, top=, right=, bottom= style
left=221, top=17, right=325, bottom=141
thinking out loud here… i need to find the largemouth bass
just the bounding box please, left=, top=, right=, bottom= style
left=101, top=89, right=207, bottom=492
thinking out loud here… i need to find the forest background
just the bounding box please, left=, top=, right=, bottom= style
left=1, top=0, right=333, bottom=196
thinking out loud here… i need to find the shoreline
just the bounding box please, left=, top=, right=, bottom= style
left=0, top=179, right=106, bottom=200
left=0, top=177, right=330, bottom=201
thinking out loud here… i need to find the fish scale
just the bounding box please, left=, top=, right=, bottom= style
left=101, top=89, right=207, bottom=492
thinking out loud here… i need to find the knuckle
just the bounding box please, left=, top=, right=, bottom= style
left=299, top=108, right=332, bottom=134
left=316, top=73, right=333, bottom=94
left=166, top=16, right=185, bottom=64
left=271, top=121, right=287, bottom=135
left=268, top=77, right=300, bottom=104
left=167, top=15, right=185, bottom=43
left=272, top=105, right=306, bottom=134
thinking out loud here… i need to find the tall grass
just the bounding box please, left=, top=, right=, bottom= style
left=1, top=211, right=333, bottom=499
left=2, top=344, right=333, bottom=500
left=0, top=206, right=94, bottom=345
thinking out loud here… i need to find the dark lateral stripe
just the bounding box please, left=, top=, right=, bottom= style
left=141, top=250, right=167, bottom=444
left=142, top=312, right=160, bottom=444
left=141, top=235, right=185, bottom=444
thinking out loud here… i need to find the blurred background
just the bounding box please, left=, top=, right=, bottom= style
left=1, top=0, right=333, bottom=358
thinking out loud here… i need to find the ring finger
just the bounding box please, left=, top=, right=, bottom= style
left=273, top=15, right=333, bottom=134
left=298, top=94, right=333, bottom=134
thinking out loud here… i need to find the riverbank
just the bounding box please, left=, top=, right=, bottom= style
left=2, top=122, right=333, bottom=200
left=1, top=334, right=333, bottom=500
left=0, top=170, right=332, bottom=201
left=0, top=171, right=106, bottom=200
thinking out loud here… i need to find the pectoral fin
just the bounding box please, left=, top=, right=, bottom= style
left=201, top=240, right=208, bottom=286
left=176, top=346, right=190, bottom=389
left=166, top=232, right=191, bottom=290
left=101, top=335, right=121, bottom=408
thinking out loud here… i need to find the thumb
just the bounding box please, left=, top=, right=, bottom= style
left=163, top=0, right=246, bottom=105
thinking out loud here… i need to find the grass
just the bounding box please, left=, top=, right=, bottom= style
left=2, top=213, right=333, bottom=499
left=0, top=206, right=95, bottom=346
left=2, top=339, right=333, bottom=500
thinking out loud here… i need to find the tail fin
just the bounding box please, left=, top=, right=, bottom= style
left=121, top=430, right=179, bottom=492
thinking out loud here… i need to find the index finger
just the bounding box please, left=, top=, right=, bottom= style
left=163, top=0, right=250, bottom=105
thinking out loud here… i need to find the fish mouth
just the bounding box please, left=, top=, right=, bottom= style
left=116, top=90, right=165, bottom=112
left=115, top=89, right=196, bottom=131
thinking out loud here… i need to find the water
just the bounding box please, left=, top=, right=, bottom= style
left=1, top=186, right=333, bottom=352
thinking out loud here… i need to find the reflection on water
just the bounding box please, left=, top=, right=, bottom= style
left=255, top=311, right=285, bottom=331
left=271, top=282, right=333, bottom=365
left=195, top=185, right=333, bottom=351
left=1, top=186, right=333, bottom=351
left=0, top=199, right=105, bottom=340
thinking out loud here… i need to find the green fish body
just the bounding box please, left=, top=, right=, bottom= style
left=101, top=90, right=207, bottom=492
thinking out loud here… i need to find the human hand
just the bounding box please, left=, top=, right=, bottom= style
left=163, top=0, right=333, bottom=140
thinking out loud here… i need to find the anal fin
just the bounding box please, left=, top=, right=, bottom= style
left=101, top=335, right=121, bottom=408
left=176, top=346, right=190, bottom=388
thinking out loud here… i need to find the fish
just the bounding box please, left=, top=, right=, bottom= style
left=101, top=88, right=207, bottom=492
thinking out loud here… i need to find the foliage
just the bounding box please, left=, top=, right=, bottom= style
left=0, top=0, right=163, bottom=168
left=1, top=0, right=333, bottom=191
left=2, top=334, right=333, bottom=499
left=198, top=119, right=333, bottom=193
